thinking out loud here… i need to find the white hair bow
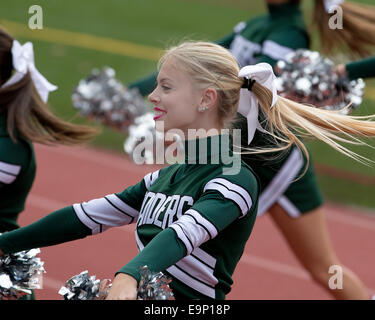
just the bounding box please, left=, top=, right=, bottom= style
left=323, top=0, right=344, bottom=13
left=237, top=63, right=278, bottom=145
left=1, top=40, right=57, bottom=102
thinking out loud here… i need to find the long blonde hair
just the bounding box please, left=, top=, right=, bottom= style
left=313, top=0, right=375, bottom=58
left=159, top=41, right=375, bottom=166
left=252, top=82, right=375, bottom=165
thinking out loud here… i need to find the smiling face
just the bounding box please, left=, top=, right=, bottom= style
left=148, top=57, right=204, bottom=135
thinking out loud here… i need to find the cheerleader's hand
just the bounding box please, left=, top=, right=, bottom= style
left=334, top=64, right=347, bottom=77
left=105, top=273, right=138, bottom=300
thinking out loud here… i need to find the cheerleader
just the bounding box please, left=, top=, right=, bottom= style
left=0, top=26, right=98, bottom=299
left=127, top=0, right=375, bottom=299
left=0, top=42, right=374, bottom=300
left=0, top=27, right=98, bottom=232
left=0, top=25, right=99, bottom=297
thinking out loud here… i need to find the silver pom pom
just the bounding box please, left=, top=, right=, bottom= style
left=137, top=266, right=174, bottom=300
left=275, top=50, right=365, bottom=113
left=72, top=67, right=151, bottom=134
left=59, top=266, right=174, bottom=300
left=123, top=112, right=163, bottom=164
left=0, top=245, right=45, bottom=300
left=58, top=270, right=111, bottom=300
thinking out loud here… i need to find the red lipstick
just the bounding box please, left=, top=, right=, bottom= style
left=153, top=107, right=167, bottom=120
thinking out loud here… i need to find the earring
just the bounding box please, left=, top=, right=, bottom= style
left=198, top=105, right=208, bottom=112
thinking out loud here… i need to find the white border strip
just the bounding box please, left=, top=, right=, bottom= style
left=257, top=148, right=303, bottom=216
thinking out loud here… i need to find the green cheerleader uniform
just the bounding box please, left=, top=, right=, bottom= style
left=0, top=135, right=259, bottom=300
left=128, top=2, right=323, bottom=217
left=0, top=112, right=36, bottom=232
left=0, top=112, right=36, bottom=300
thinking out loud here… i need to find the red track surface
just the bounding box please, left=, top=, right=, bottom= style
left=19, top=144, right=375, bottom=300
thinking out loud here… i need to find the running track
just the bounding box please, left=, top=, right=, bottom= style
left=18, top=144, right=375, bottom=300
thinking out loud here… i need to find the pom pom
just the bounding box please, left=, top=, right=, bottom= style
left=0, top=245, right=45, bottom=300
left=275, top=50, right=365, bottom=114
left=72, top=67, right=151, bottom=133
left=123, top=112, right=162, bottom=164
left=58, top=270, right=111, bottom=300
left=137, top=266, right=174, bottom=300
left=59, top=266, right=174, bottom=300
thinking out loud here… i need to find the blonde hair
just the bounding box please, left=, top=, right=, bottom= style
left=313, top=0, right=375, bottom=58
left=158, top=41, right=375, bottom=168
left=252, top=82, right=375, bottom=165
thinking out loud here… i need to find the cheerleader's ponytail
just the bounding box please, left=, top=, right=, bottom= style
left=249, top=80, right=375, bottom=166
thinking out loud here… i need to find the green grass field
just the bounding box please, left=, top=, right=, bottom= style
left=1, top=0, right=375, bottom=209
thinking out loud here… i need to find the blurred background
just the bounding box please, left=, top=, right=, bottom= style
left=1, top=0, right=374, bottom=210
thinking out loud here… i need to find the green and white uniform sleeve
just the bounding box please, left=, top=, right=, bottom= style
left=118, top=173, right=257, bottom=284
left=0, top=206, right=90, bottom=254
left=346, top=56, right=375, bottom=80
left=65, top=170, right=162, bottom=234
left=169, top=177, right=254, bottom=254
left=73, top=177, right=148, bottom=234
left=0, top=171, right=156, bottom=254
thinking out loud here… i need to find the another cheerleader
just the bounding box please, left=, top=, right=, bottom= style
left=0, top=27, right=98, bottom=240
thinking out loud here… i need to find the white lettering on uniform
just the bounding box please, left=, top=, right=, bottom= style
left=162, top=195, right=181, bottom=229
left=138, top=193, right=194, bottom=228
left=153, top=196, right=172, bottom=227
left=145, top=193, right=166, bottom=225
left=137, top=192, right=155, bottom=226
left=176, top=196, right=194, bottom=220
